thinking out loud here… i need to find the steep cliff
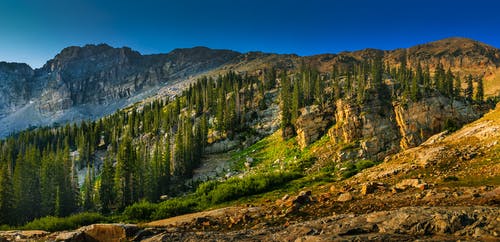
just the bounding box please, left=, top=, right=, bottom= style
left=393, top=94, right=479, bottom=149
left=326, top=94, right=401, bottom=160
left=0, top=45, right=240, bottom=136
left=292, top=91, right=483, bottom=162
left=0, top=62, right=35, bottom=118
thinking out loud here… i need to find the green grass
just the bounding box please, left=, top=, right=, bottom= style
left=231, top=130, right=301, bottom=171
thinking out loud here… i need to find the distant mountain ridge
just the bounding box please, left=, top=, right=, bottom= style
left=0, top=37, right=499, bottom=137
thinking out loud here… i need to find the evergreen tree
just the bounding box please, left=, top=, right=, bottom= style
left=82, top=164, right=95, bottom=211
left=291, top=77, right=301, bottom=123
left=99, top=154, right=114, bottom=214
left=160, top=135, right=171, bottom=195
left=114, top=133, right=135, bottom=209
left=280, top=71, right=293, bottom=138
left=13, top=147, right=41, bottom=223
left=475, top=77, right=484, bottom=102
left=0, top=163, right=14, bottom=224
left=465, top=74, right=474, bottom=101
left=454, top=75, right=462, bottom=97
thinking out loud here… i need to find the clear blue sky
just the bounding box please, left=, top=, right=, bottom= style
left=1, top=0, right=499, bottom=68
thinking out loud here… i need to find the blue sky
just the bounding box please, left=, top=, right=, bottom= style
left=1, top=0, right=499, bottom=68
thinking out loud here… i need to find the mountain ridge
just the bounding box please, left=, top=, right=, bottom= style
left=0, top=37, right=499, bottom=137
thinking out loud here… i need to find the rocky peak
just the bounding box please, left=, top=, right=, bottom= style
left=42, top=44, right=143, bottom=73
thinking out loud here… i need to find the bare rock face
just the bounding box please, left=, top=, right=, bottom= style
left=326, top=91, right=483, bottom=162
left=0, top=62, right=35, bottom=118
left=0, top=45, right=240, bottom=136
left=394, top=94, right=479, bottom=149
left=328, top=94, right=401, bottom=160
left=295, top=105, right=334, bottom=149
left=36, top=44, right=240, bottom=112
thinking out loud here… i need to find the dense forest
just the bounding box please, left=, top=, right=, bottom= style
left=0, top=56, right=487, bottom=226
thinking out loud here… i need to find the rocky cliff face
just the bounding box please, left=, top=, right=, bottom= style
left=326, top=94, right=401, bottom=161
left=0, top=62, right=35, bottom=118
left=294, top=105, right=334, bottom=149
left=36, top=44, right=240, bottom=112
left=293, top=92, right=482, bottom=161
left=393, top=94, right=479, bottom=149
left=0, top=45, right=240, bottom=137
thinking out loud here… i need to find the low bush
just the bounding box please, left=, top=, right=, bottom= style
left=122, top=200, right=159, bottom=222
left=151, top=197, right=198, bottom=220
left=355, top=159, right=375, bottom=171
left=443, top=176, right=459, bottom=182
left=196, top=171, right=302, bottom=205
left=22, top=212, right=105, bottom=232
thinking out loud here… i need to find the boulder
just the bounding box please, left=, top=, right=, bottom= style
left=395, top=179, right=427, bottom=190
left=337, top=192, right=353, bottom=202
left=361, top=182, right=385, bottom=195
left=55, top=231, right=85, bottom=242
left=79, top=224, right=138, bottom=242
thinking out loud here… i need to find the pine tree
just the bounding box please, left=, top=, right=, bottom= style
left=465, top=74, right=474, bottom=101
left=0, top=163, right=14, bottom=224
left=280, top=71, right=293, bottom=139
left=453, top=75, right=462, bottom=97
left=371, top=55, right=383, bottom=91
left=82, top=164, right=95, bottom=211
left=160, top=135, right=171, bottom=196
left=291, top=78, right=301, bottom=123
left=13, top=146, right=41, bottom=223
left=99, top=154, right=115, bottom=214
left=475, top=77, right=484, bottom=102
left=114, top=133, right=135, bottom=209
left=445, top=68, right=454, bottom=97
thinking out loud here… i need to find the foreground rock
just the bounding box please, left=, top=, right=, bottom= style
left=140, top=206, right=499, bottom=241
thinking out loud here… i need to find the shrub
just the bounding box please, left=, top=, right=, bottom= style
left=123, top=200, right=159, bottom=222
left=355, top=159, right=375, bottom=171
left=152, top=198, right=198, bottom=220
left=444, top=119, right=459, bottom=132
left=443, top=176, right=459, bottom=182
left=22, top=212, right=105, bottom=232
left=341, top=163, right=357, bottom=179
left=196, top=171, right=301, bottom=205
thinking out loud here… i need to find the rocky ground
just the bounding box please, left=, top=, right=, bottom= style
left=2, top=184, right=497, bottom=241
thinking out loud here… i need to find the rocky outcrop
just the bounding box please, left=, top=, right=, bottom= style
left=327, top=95, right=401, bottom=160
left=394, top=94, right=479, bottom=149
left=326, top=91, right=483, bottom=161
left=278, top=206, right=500, bottom=241
left=295, top=105, right=334, bottom=149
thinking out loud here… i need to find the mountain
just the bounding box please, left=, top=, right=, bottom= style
left=0, top=38, right=499, bottom=137
left=0, top=45, right=240, bottom=137
left=0, top=37, right=498, bottom=241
